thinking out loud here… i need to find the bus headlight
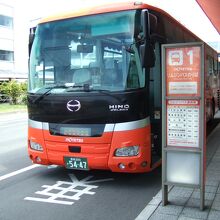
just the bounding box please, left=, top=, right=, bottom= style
left=30, top=140, right=43, bottom=151
left=114, top=146, right=139, bottom=157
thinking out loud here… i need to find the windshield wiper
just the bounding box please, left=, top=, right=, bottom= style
left=71, top=87, right=122, bottom=102
left=31, top=83, right=92, bottom=104
left=31, top=83, right=74, bottom=104
left=66, top=84, right=91, bottom=92
left=66, top=85, right=110, bottom=93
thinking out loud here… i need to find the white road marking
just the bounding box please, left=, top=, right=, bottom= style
left=23, top=197, right=73, bottom=205
left=0, top=164, right=41, bottom=182
left=24, top=173, right=114, bottom=205
left=86, top=178, right=115, bottom=184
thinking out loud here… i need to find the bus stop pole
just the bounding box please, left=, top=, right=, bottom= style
left=162, top=47, right=168, bottom=206
left=200, top=45, right=205, bottom=211
left=162, top=184, right=168, bottom=206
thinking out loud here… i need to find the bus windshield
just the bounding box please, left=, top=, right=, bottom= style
left=29, top=10, right=145, bottom=94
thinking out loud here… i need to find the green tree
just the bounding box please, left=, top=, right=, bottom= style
left=0, top=80, right=27, bottom=105
left=20, top=82, right=28, bottom=104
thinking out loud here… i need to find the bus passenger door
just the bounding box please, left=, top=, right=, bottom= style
left=149, top=42, right=162, bottom=164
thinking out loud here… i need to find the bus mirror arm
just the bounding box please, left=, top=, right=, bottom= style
left=140, top=10, right=156, bottom=68
left=29, top=27, right=36, bottom=57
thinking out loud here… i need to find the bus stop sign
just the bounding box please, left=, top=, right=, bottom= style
left=161, top=42, right=205, bottom=211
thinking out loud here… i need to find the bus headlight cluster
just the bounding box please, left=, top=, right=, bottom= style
left=114, top=146, right=139, bottom=157
left=30, top=140, right=43, bottom=151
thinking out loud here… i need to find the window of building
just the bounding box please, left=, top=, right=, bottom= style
left=0, top=50, right=14, bottom=61
left=0, top=15, right=13, bottom=29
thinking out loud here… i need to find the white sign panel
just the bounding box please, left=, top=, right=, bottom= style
left=167, top=100, right=199, bottom=148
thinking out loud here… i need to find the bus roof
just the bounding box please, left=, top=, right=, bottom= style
left=39, top=1, right=160, bottom=24
left=37, top=1, right=218, bottom=54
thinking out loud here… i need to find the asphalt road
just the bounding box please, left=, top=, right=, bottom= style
left=1, top=112, right=219, bottom=220
left=0, top=112, right=162, bottom=220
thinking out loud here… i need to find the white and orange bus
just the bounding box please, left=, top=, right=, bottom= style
left=27, top=2, right=220, bottom=173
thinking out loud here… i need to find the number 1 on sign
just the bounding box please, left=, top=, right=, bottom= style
left=187, top=50, right=193, bottom=65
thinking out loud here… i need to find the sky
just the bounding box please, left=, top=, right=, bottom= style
left=10, top=0, right=220, bottom=72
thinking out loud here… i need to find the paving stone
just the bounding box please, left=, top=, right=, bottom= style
left=149, top=213, right=178, bottom=220
left=207, top=167, right=218, bottom=173
left=214, top=194, right=220, bottom=201
left=205, top=192, right=215, bottom=201
left=206, top=174, right=220, bottom=181
left=208, top=210, right=220, bottom=220
left=211, top=200, right=220, bottom=211
left=211, top=158, right=220, bottom=163
left=206, top=186, right=218, bottom=193
left=205, top=180, right=219, bottom=187
left=210, top=169, right=220, bottom=174
left=168, top=196, right=189, bottom=206
left=194, top=186, right=217, bottom=193
left=178, top=216, right=203, bottom=220
left=191, top=191, right=215, bottom=201
left=213, top=155, right=220, bottom=160
left=186, top=198, right=212, bottom=209
left=181, top=207, right=209, bottom=219
left=169, top=187, right=193, bottom=198
left=157, top=204, right=183, bottom=216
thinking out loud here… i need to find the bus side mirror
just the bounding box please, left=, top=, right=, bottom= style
left=140, top=44, right=155, bottom=68
left=140, top=10, right=156, bottom=68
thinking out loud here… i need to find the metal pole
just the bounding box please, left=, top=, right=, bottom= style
left=200, top=43, right=205, bottom=211
left=161, top=45, right=168, bottom=206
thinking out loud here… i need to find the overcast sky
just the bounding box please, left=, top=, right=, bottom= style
left=12, top=0, right=220, bottom=72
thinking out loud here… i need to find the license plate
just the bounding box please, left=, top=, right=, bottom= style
left=64, top=156, right=89, bottom=170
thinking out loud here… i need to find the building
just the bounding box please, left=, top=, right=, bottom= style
left=0, top=0, right=14, bottom=80
left=0, top=0, right=27, bottom=81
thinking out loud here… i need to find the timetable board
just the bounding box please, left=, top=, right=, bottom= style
left=167, top=100, right=199, bottom=148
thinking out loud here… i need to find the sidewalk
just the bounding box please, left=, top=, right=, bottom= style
left=136, top=123, right=220, bottom=220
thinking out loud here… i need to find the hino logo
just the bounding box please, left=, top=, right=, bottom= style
left=109, top=104, right=129, bottom=112
left=67, top=100, right=81, bottom=112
